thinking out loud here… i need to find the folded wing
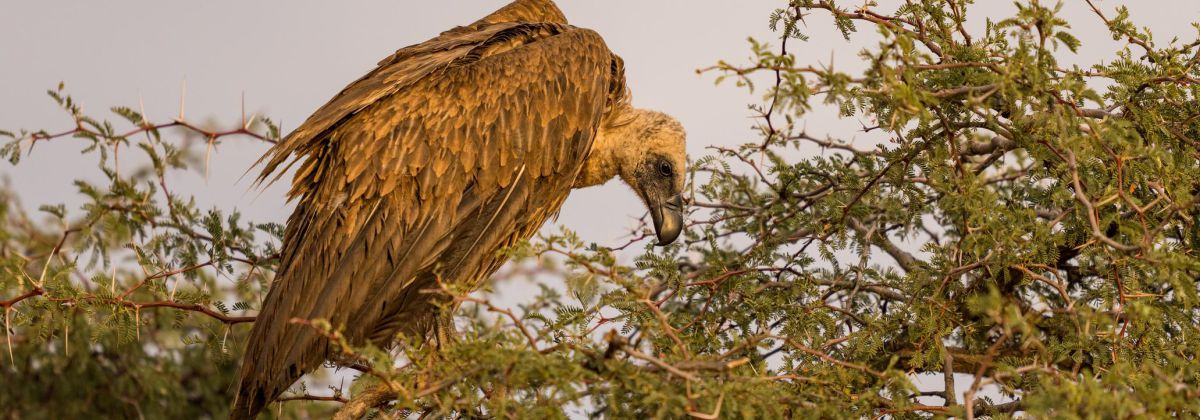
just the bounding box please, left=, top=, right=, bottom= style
left=234, top=20, right=625, bottom=418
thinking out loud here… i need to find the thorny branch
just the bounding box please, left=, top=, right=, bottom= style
left=2, top=103, right=276, bottom=365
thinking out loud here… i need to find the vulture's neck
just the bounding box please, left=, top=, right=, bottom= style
left=574, top=109, right=659, bottom=188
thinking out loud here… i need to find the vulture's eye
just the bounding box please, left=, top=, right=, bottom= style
left=658, top=162, right=674, bottom=177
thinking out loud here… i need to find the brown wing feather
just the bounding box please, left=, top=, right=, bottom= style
left=255, top=23, right=512, bottom=188
left=256, top=0, right=568, bottom=187
left=232, top=21, right=621, bottom=418
left=470, top=0, right=567, bottom=26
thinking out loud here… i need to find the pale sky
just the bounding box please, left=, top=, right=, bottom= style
left=2, top=1, right=1196, bottom=248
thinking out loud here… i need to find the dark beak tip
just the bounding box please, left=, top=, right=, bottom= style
left=655, top=233, right=680, bottom=247
left=652, top=194, right=685, bottom=246
left=654, top=222, right=682, bottom=246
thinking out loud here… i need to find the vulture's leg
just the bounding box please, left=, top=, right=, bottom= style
left=430, top=302, right=461, bottom=351
left=332, top=385, right=395, bottom=420
left=334, top=304, right=458, bottom=419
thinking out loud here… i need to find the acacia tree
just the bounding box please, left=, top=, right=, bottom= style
left=2, top=1, right=1198, bottom=418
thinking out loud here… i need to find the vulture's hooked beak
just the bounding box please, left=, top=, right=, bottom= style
left=650, top=193, right=684, bottom=246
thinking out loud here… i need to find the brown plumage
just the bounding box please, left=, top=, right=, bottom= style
left=232, top=1, right=687, bottom=418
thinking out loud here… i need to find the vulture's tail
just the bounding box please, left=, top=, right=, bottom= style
left=230, top=286, right=326, bottom=420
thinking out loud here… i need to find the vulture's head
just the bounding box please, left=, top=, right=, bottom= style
left=576, top=109, right=687, bottom=246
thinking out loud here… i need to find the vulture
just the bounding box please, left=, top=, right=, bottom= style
left=232, top=0, right=687, bottom=417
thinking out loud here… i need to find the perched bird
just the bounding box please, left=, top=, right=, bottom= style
left=232, top=0, right=687, bottom=417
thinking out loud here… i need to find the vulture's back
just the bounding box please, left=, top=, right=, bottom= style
left=232, top=1, right=628, bottom=418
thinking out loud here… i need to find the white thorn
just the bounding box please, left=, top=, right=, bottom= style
left=4, top=309, right=12, bottom=365
left=205, top=137, right=214, bottom=182
left=139, top=93, right=157, bottom=146
left=178, top=79, right=187, bottom=122
left=138, top=94, right=149, bottom=127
